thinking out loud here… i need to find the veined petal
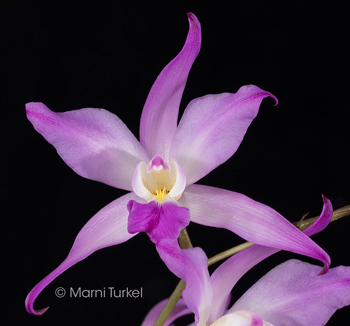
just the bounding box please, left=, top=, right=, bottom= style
left=209, top=246, right=279, bottom=324
left=170, top=86, right=277, bottom=185
left=141, top=298, right=192, bottom=326
left=26, top=102, right=149, bottom=191
left=156, top=239, right=212, bottom=326
left=230, top=259, right=350, bottom=326
left=127, top=200, right=190, bottom=243
left=208, top=195, right=332, bottom=324
left=25, top=192, right=141, bottom=315
left=179, top=184, right=330, bottom=272
left=139, top=13, right=201, bottom=161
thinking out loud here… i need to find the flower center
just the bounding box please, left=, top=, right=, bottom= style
left=155, top=187, right=168, bottom=203
left=132, top=154, right=186, bottom=203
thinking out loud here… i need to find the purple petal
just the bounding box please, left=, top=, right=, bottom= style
left=156, top=239, right=212, bottom=325
left=303, top=194, right=333, bottom=237
left=139, top=13, right=201, bottom=161
left=170, top=86, right=277, bottom=185
left=127, top=200, right=190, bottom=243
left=141, top=298, right=192, bottom=326
left=179, top=184, right=330, bottom=271
left=26, top=102, right=149, bottom=191
left=231, top=259, right=350, bottom=326
left=209, top=246, right=279, bottom=324
left=208, top=195, right=332, bottom=323
left=25, top=192, right=140, bottom=315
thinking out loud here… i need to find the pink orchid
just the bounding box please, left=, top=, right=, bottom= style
left=25, top=13, right=330, bottom=315
left=143, top=197, right=350, bottom=326
left=143, top=259, right=350, bottom=326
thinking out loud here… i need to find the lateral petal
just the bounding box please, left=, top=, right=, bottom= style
left=179, top=184, right=330, bottom=272
left=207, top=195, right=332, bottom=323
left=25, top=192, right=140, bottom=315
left=156, top=239, right=212, bottom=326
left=170, top=86, right=277, bottom=185
left=139, top=13, right=201, bottom=160
left=26, top=102, right=149, bottom=191
left=230, top=259, right=350, bottom=326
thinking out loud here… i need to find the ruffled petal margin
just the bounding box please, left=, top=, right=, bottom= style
left=179, top=185, right=330, bottom=272
left=139, top=13, right=201, bottom=161
left=170, top=85, right=277, bottom=185
left=25, top=192, right=141, bottom=315
left=26, top=102, right=149, bottom=191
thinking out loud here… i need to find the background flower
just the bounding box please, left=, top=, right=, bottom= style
left=143, top=260, right=350, bottom=326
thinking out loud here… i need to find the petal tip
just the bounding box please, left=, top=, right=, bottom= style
left=186, top=12, right=201, bottom=36
left=25, top=102, right=36, bottom=115
left=25, top=295, right=49, bottom=315
left=186, top=12, right=197, bottom=21
left=318, top=263, right=329, bottom=276
left=34, top=307, right=49, bottom=316
left=272, top=94, right=278, bottom=106
left=25, top=101, right=44, bottom=112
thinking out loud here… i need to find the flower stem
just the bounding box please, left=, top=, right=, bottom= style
left=208, top=242, right=254, bottom=266
left=152, top=280, right=186, bottom=326
left=153, top=204, right=350, bottom=326
left=178, top=227, right=193, bottom=249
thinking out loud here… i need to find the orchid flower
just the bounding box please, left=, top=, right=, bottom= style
left=26, top=13, right=330, bottom=315
left=143, top=259, right=350, bottom=326
left=142, top=197, right=350, bottom=326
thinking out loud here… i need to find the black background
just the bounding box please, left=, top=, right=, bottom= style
left=2, top=2, right=350, bottom=325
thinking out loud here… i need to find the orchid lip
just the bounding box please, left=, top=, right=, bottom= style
left=132, top=155, right=186, bottom=203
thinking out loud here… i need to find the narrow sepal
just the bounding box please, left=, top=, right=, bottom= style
left=139, top=13, right=201, bottom=160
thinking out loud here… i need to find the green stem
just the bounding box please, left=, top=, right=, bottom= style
left=208, top=242, right=254, bottom=266
left=178, top=227, right=193, bottom=249
left=152, top=280, right=186, bottom=326
left=153, top=204, right=350, bottom=326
